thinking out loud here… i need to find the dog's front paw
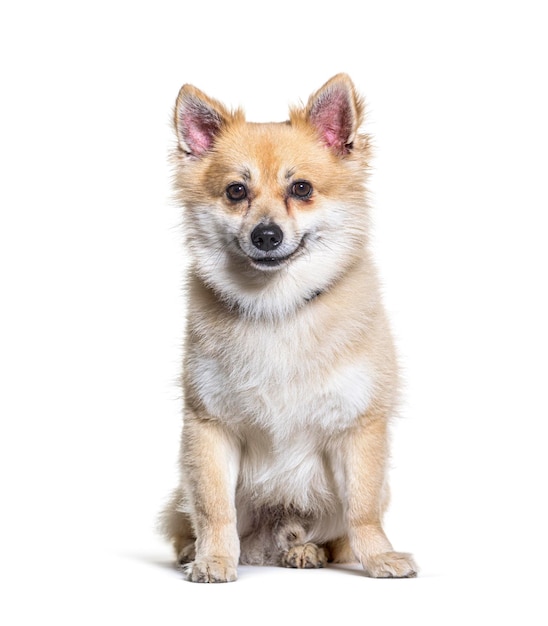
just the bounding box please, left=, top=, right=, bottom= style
left=281, top=543, right=327, bottom=569
left=363, top=551, right=417, bottom=578
left=184, top=557, right=238, bottom=583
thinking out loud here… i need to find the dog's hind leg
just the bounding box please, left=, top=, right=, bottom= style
left=281, top=543, right=327, bottom=568
left=159, top=488, right=196, bottom=565
left=240, top=507, right=327, bottom=568
left=275, top=517, right=327, bottom=569
left=325, top=535, right=357, bottom=563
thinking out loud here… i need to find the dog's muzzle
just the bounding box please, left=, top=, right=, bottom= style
left=237, top=222, right=306, bottom=269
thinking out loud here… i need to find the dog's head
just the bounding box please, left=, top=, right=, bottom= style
left=173, top=74, right=372, bottom=318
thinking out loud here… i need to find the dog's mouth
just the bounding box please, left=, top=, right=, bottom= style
left=236, top=236, right=307, bottom=270
left=251, top=256, right=287, bottom=268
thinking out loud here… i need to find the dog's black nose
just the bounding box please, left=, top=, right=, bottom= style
left=250, top=223, right=283, bottom=251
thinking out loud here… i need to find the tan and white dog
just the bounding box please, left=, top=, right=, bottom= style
left=161, top=74, right=417, bottom=582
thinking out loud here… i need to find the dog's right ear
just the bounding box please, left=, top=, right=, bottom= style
left=174, top=85, right=234, bottom=157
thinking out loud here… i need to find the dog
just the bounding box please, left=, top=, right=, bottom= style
left=161, top=74, right=417, bottom=582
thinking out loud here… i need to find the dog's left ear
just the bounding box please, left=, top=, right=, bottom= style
left=304, top=74, right=364, bottom=156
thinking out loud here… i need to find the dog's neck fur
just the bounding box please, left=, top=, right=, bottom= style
left=196, top=274, right=326, bottom=322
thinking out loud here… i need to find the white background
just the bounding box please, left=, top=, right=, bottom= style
left=1, top=1, right=547, bottom=623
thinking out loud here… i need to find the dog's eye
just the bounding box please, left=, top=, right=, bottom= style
left=226, top=183, right=247, bottom=202
left=291, top=181, right=313, bottom=199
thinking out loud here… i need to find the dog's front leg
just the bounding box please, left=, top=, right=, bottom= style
left=344, top=412, right=417, bottom=578
left=182, top=413, right=240, bottom=583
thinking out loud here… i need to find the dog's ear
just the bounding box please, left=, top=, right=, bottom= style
left=174, top=85, right=236, bottom=157
left=304, top=74, right=364, bottom=156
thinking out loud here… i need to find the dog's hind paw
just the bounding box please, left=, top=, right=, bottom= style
left=281, top=543, right=327, bottom=569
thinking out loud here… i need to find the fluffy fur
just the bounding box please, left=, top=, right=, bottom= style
left=161, top=74, right=417, bottom=582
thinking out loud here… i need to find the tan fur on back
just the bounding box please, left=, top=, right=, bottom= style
left=161, top=74, right=417, bottom=582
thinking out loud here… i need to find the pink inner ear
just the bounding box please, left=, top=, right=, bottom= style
left=179, top=99, right=223, bottom=156
left=310, top=88, right=353, bottom=154
left=182, top=112, right=214, bottom=155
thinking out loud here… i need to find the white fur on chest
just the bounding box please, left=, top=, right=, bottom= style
left=188, top=307, right=374, bottom=517
left=189, top=311, right=374, bottom=437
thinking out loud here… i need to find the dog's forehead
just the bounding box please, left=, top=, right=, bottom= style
left=214, top=121, right=328, bottom=182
